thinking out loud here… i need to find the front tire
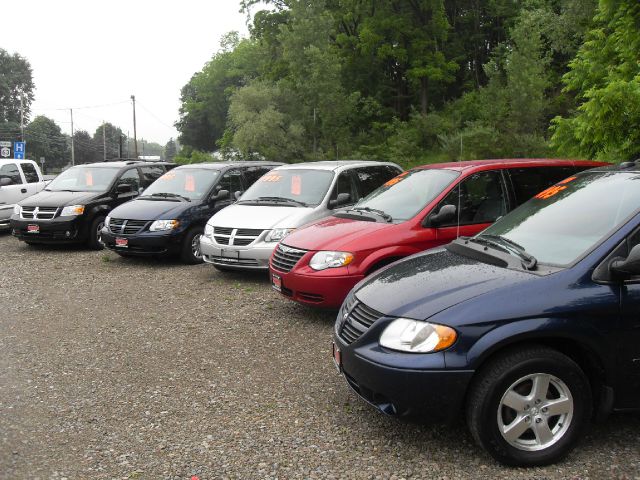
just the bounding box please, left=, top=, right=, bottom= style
left=180, top=227, right=204, bottom=264
left=466, top=345, right=592, bottom=467
left=88, top=216, right=106, bottom=250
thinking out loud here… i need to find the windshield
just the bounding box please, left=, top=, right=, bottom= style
left=46, top=166, right=120, bottom=192
left=481, top=171, right=640, bottom=266
left=240, top=169, right=334, bottom=206
left=143, top=168, right=220, bottom=200
left=354, top=169, right=460, bottom=221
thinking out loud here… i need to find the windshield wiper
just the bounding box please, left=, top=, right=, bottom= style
left=146, top=192, right=191, bottom=202
left=476, top=234, right=537, bottom=270
left=348, top=206, right=393, bottom=223
left=248, top=196, right=308, bottom=207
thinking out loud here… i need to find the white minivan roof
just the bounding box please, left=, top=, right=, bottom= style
left=271, top=160, right=398, bottom=172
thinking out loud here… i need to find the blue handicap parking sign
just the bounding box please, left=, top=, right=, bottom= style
left=14, top=141, right=25, bottom=159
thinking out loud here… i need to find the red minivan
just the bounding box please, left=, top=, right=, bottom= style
left=269, top=159, right=608, bottom=308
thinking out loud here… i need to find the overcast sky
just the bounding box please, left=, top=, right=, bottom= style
left=2, top=0, right=250, bottom=146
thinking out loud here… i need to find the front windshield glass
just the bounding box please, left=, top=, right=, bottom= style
left=481, top=171, right=640, bottom=266
left=143, top=168, right=220, bottom=200
left=355, top=169, right=460, bottom=221
left=46, top=166, right=120, bottom=192
left=240, top=169, right=334, bottom=206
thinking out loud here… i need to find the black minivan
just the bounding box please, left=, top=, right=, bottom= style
left=101, top=161, right=282, bottom=263
left=11, top=160, right=174, bottom=249
left=333, top=163, right=640, bottom=466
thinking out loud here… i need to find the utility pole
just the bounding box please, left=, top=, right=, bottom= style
left=131, top=95, right=138, bottom=159
left=20, top=95, right=25, bottom=141
left=70, top=108, right=75, bottom=166
left=102, top=121, right=107, bottom=162
left=142, top=138, right=145, bottom=157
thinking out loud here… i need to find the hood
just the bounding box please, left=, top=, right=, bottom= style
left=355, top=247, right=533, bottom=321
left=108, top=198, right=193, bottom=220
left=208, top=204, right=316, bottom=229
left=20, top=190, right=102, bottom=207
left=283, top=215, right=396, bottom=251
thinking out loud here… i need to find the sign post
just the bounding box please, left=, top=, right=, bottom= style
left=0, top=141, right=11, bottom=159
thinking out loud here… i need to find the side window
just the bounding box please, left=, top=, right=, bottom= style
left=20, top=163, right=40, bottom=183
left=117, top=168, right=141, bottom=192
left=508, top=167, right=577, bottom=206
left=243, top=166, right=271, bottom=188
left=140, top=166, right=165, bottom=187
left=330, top=171, right=358, bottom=205
left=0, top=163, right=22, bottom=185
left=438, top=171, right=507, bottom=226
left=216, top=169, right=243, bottom=199
left=355, top=166, right=401, bottom=198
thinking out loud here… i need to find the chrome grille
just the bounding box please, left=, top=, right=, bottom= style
left=109, top=219, right=148, bottom=235
left=213, top=227, right=264, bottom=246
left=21, top=206, right=59, bottom=220
left=270, top=244, right=307, bottom=273
left=338, top=296, right=383, bottom=345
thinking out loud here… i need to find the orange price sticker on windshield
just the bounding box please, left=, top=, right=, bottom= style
left=260, top=174, right=282, bottom=183
left=160, top=172, right=176, bottom=181
left=85, top=172, right=93, bottom=186
left=291, top=175, right=302, bottom=195
left=535, top=176, right=576, bottom=200
left=185, top=174, right=195, bottom=192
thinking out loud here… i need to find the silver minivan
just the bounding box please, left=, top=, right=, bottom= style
left=200, top=161, right=402, bottom=270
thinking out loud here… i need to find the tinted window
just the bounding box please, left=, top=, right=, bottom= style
left=217, top=169, right=243, bottom=200
left=118, top=168, right=141, bottom=192
left=143, top=168, right=220, bottom=200
left=140, top=166, right=165, bottom=187
left=243, top=166, right=272, bottom=187
left=330, top=171, right=358, bottom=205
left=20, top=163, right=39, bottom=183
left=482, top=171, right=640, bottom=266
left=438, top=171, right=507, bottom=226
left=0, top=163, right=22, bottom=185
left=355, top=166, right=402, bottom=198
left=508, top=167, right=577, bottom=206
left=47, top=166, right=120, bottom=192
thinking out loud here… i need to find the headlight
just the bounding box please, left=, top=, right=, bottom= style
left=204, top=224, right=214, bottom=238
left=309, top=251, right=354, bottom=271
left=105, top=216, right=111, bottom=227
left=265, top=228, right=295, bottom=242
left=13, top=204, right=21, bottom=215
left=60, top=205, right=85, bottom=216
left=380, top=318, right=457, bottom=353
left=149, top=219, right=180, bottom=231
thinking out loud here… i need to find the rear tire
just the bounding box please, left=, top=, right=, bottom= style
left=87, top=216, right=106, bottom=250
left=466, top=345, right=591, bottom=467
left=180, top=227, right=204, bottom=264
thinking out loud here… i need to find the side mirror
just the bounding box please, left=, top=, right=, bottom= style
left=116, top=183, right=133, bottom=195
left=211, top=189, right=229, bottom=201
left=0, top=178, right=10, bottom=187
left=234, top=190, right=243, bottom=200
left=424, top=204, right=456, bottom=227
left=610, top=244, right=640, bottom=278
left=328, top=192, right=351, bottom=209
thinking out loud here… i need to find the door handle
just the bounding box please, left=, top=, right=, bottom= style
left=21, top=188, right=27, bottom=193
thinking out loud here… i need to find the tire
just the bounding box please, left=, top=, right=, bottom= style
left=466, top=345, right=592, bottom=467
left=87, top=216, right=106, bottom=250
left=180, top=227, right=204, bottom=264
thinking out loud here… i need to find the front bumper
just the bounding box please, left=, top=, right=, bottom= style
left=200, top=235, right=275, bottom=270
left=0, top=205, right=12, bottom=230
left=10, top=216, right=84, bottom=243
left=271, top=264, right=363, bottom=308
left=101, top=227, right=185, bottom=256
left=334, top=332, right=473, bottom=421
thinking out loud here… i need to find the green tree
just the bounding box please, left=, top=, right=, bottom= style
left=164, top=138, right=178, bottom=161
left=551, top=0, right=640, bottom=161
left=25, top=116, right=69, bottom=169
left=0, top=49, right=35, bottom=125
left=93, top=123, right=125, bottom=160
left=73, top=130, right=100, bottom=164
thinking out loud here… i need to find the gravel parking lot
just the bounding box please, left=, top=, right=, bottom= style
left=1, top=233, right=639, bottom=479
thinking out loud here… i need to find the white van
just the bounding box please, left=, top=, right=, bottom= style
left=0, top=159, right=47, bottom=230
left=200, top=161, right=402, bottom=270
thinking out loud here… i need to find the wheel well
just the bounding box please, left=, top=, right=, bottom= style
left=469, top=338, right=607, bottom=417
left=366, top=256, right=404, bottom=276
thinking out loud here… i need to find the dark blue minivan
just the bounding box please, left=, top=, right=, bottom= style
left=333, top=164, right=640, bottom=466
